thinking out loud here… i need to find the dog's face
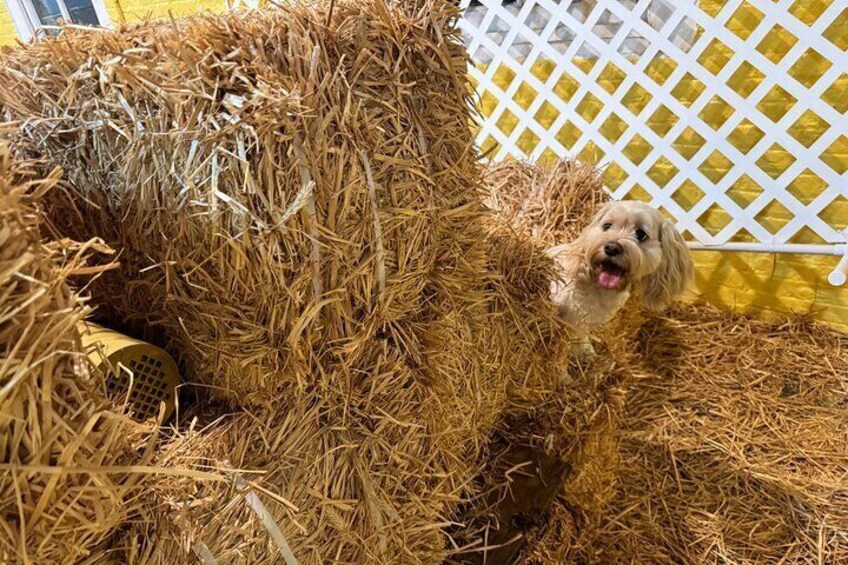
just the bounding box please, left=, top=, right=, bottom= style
left=572, top=200, right=693, bottom=310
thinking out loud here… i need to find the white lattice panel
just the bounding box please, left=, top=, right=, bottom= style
left=459, top=0, right=848, bottom=254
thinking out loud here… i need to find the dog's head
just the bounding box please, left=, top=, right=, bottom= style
left=569, top=200, right=693, bottom=310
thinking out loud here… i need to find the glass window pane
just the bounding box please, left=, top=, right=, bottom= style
left=64, top=0, right=100, bottom=26
left=31, top=0, right=63, bottom=26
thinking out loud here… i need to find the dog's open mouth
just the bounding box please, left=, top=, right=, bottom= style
left=596, top=260, right=627, bottom=290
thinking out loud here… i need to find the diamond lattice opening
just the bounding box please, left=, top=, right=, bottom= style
left=823, top=8, right=848, bottom=50
left=668, top=16, right=700, bottom=53
left=788, top=48, right=832, bottom=89
left=788, top=110, right=829, bottom=148
left=603, top=161, right=629, bottom=190
left=725, top=174, right=763, bottom=209
left=492, top=63, right=517, bottom=91
left=508, top=32, right=533, bottom=64
left=647, top=105, right=679, bottom=137
left=578, top=141, right=606, bottom=165
left=642, top=0, right=675, bottom=32
left=550, top=22, right=577, bottom=54
left=755, top=200, right=795, bottom=235
left=699, top=95, right=734, bottom=131
left=822, top=74, right=848, bottom=114
left=599, top=113, right=629, bottom=143
left=671, top=72, right=706, bottom=107
left=647, top=156, right=679, bottom=186
left=534, top=101, right=561, bottom=129
left=516, top=128, right=541, bottom=156
left=538, top=148, right=559, bottom=166
left=756, top=85, right=796, bottom=122
left=726, top=61, right=765, bottom=99
left=645, top=51, right=678, bottom=85
left=472, top=45, right=495, bottom=66
left=568, top=0, right=599, bottom=24
left=789, top=0, right=831, bottom=26
left=623, top=134, right=653, bottom=165
left=756, top=24, right=798, bottom=64
left=671, top=179, right=706, bottom=211
left=674, top=127, right=706, bottom=160
left=820, top=135, right=848, bottom=174
left=698, top=202, right=733, bottom=236
left=727, top=118, right=765, bottom=154
left=725, top=1, right=764, bottom=40
left=487, top=16, right=510, bottom=46
left=786, top=169, right=827, bottom=205
left=623, top=183, right=654, bottom=203
left=574, top=42, right=601, bottom=74
left=618, top=31, right=649, bottom=60
left=621, top=83, right=653, bottom=115
left=789, top=227, right=828, bottom=245
left=553, top=72, right=580, bottom=102
left=479, top=90, right=499, bottom=118
left=496, top=109, right=519, bottom=136
left=818, top=195, right=848, bottom=232
left=699, top=150, right=733, bottom=183
left=463, top=3, right=487, bottom=28
left=700, top=0, right=729, bottom=18
left=527, top=3, right=553, bottom=35
left=757, top=143, right=796, bottom=179
left=698, top=38, right=735, bottom=75
left=593, top=10, right=623, bottom=43
left=481, top=135, right=500, bottom=156
left=556, top=120, right=583, bottom=149
left=512, top=82, right=538, bottom=110
left=530, top=55, right=556, bottom=82
left=596, top=62, right=627, bottom=94
left=729, top=227, right=758, bottom=243
left=576, top=92, right=604, bottom=123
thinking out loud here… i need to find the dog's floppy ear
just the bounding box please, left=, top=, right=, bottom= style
left=642, top=219, right=693, bottom=311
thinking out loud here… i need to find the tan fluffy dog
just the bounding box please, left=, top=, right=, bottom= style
left=549, top=200, right=693, bottom=361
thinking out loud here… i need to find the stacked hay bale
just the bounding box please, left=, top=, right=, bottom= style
left=484, top=159, right=606, bottom=244
left=1, top=2, right=571, bottom=562
left=0, top=146, right=156, bottom=563
left=2, top=0, right=488, bottom=410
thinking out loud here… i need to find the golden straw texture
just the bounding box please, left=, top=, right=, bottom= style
left=522, top=305, right=848, bottom=564
left=0, top=146, right=155, bottom=564
left=0, top=3, right=572, bottom=563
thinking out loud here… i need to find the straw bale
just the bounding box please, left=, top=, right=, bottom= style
left=93, top=224, right=571, bottom=565
left=0, top=0, right=489, bottom=408
left=0, top=4, right=576, bottom=563
left=0, top=146, right=155, bottom=563
left=484, top=159, right=606, bottom=246
left=521, top=305, right=848, bottom=564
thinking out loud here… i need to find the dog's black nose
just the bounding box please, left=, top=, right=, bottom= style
left=604, top=242, right=623, bottom=257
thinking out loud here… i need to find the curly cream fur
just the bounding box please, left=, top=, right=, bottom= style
left=549, top=201, right=693, bottom=360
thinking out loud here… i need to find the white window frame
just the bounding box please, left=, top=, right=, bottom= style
left=4, top=0, right=111, bottom=42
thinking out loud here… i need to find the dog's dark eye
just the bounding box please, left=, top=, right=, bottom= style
left=635, top=228, right=649, bottom=242
left=602, top=222, right=612, bottom=231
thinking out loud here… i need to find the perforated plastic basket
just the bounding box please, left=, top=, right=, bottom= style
left=79, top=322, right=180, bottom=421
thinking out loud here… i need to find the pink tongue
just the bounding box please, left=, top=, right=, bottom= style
left=597, top=270, right=623, bottom=289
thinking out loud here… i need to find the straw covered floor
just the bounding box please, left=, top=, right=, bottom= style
left=520, top=304, right=848, bottom=564
left=480, top=159, right=848, bottom=565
